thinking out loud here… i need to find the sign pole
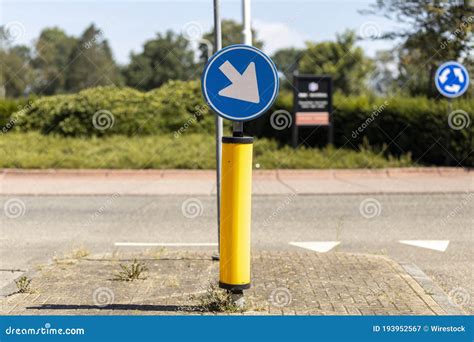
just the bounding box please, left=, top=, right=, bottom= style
left=230, top=0, right=252, bottom=138
left=213, top=0, right=223, bottom=260
left=446, top=99, right=452, bottom=165
left=201, top=44, right=279, bottom=311
left=434, top=61, right=470, bottom=166
left=222, top=0, right=253, bottom=307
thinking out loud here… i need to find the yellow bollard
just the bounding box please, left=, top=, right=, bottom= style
left=219, top=136, right=253, bottom=291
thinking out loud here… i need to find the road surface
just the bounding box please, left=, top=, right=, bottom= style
left=0, top=193, right=472, bottom=312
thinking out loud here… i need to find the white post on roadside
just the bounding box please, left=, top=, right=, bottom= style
left=213, top=0, right=223, bottom=260
left=232, top=0, right=252, bottom=136
left=242, top=0, right=252, bottom=45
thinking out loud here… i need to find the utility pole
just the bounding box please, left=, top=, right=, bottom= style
left=232, top=0, right=252, bottom=137
left=213, top=0, right=223, bottom=260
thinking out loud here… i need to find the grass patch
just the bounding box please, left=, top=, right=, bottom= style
left=15, top=276, right=32, bottom=293
left=192, top=283, right=243, bottom=313
left=114, top=259, right=148, bottom=281
left=0, top=132, right=414, bottom=169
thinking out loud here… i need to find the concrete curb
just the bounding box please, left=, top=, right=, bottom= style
left=1, top=167, right=471, bottom=178
left=0, top=268, right=39, bottom=298
left=1, top=167, right=471, bottom=196
left=400, top=262, right=466, bottom=315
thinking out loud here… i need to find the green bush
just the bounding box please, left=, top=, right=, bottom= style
left=332, top=95, right=473, bottom=166
left=0, top=98, right=32, bottom=129
left=0, top=132, right=412, bottom=169
left=12, top=81, right=213, bottom=137
left=6, top=81, right=473, bottom=166
left=251, top=90, right=473, bottom=166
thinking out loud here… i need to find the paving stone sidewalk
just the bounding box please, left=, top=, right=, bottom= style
left=0, top=250, right=465, bottom=315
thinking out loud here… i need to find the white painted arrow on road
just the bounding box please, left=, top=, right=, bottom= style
left=399, top=240, right=450, bottom=252
left=289, top=241, right=340, bottom=253
left=218, top=61, right=260, bottom=103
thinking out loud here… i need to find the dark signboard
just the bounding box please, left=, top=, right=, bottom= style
left=292, top=75, right=333, bottom=147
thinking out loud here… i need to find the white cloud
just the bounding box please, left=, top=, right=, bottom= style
left=253, top=19, right=308, bottom=55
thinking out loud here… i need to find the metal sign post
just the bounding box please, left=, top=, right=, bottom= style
left=434, top=61, right=470, bottom=165
left=202, top=43, right=279, bottom=306
left=213, top=0, right=223, bottom=260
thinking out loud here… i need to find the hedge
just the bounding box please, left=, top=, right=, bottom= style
left=4, top=81, right=474, bottom=166
left=248, top=91, right=473, bottom=166
left=0, top=132, right=413, bottom=169
left=11, top=81, right=215, bottom=137
left=0, top=97, right=32, bottom=129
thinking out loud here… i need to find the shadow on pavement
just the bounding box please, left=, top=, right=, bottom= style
left=27, top=304, right=203, bottom=313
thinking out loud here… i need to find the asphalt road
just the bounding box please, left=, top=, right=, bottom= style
left=0, top=194, right=472, bottom=312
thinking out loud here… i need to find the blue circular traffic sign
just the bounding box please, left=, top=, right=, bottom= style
left=202, top=44, right=279, bottom=121
left=435, top=61, right=470, bottom=98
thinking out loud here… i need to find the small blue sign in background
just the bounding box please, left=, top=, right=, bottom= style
left=435, top=61, right=470, bottom=98
left=202, top=44, right=279, bottom=121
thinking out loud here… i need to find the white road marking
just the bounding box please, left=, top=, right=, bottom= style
left=399, top=240, right=450, bottom=252
left=114, top=242, right=217, bottom=247
left=289, top=241, right=340, bottom=253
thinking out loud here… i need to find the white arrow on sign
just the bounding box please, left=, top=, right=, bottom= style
left=439, top=68, right=450, bottom=84
left=453, top=67, right=464, bottom=83
left=445, top=84, right=461, bottom=93
left=218, top=61, right=260, bottom=104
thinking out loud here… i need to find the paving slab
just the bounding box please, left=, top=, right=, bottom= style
left=0, top=250, right=464, bottom=316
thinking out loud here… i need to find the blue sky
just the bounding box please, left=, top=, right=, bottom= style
left=1, top=0, right=404, bottom=65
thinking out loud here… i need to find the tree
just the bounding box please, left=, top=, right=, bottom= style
left=363, top=0, right=474, bottom=97
left=123, top=31, right=195, bottom=91
left=198, top=19, right=263, bottom=63
left=369, top=50, right=397, bottom=95
left=272, top=48, right=303, bottom=87
left=299, top=31, right=374, bottom=95
left=0, top=28, right=34, bottom=98
left=65, top=24, right=122, bottom=92
left=31, top=27, right=76, bottom=95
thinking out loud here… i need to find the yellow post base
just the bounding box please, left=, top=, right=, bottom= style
left=219, top=136, right=253, bottom=291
